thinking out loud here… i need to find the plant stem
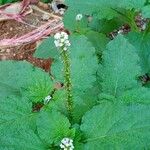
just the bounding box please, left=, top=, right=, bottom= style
left=61, top=49, right=73, bottom=121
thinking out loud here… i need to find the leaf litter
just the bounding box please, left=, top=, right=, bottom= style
left=0, top=0, right=64, bottom=71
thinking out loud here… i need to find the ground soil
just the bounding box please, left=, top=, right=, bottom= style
left=0, top=5, right=59, bottom=72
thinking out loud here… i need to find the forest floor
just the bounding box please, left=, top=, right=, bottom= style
left=0, top=3, right=62, bottom=72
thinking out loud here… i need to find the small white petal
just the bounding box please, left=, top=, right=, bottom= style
left=60, top=38, right=65, bottom=43
left=66, top=42, right=71, bottom=47
left=60, top=32, right=65, bottom=36
left=54, top=40, right=59, bottom=47
left=76, top=14, right=83, bottom=21
left=63, top=34, right=69, bottom=40
left=63, top=47, right=68, bottom=51
left=60, top=144, right=65, bottom=148
left=64, top=40, right=69, bottom=44
left=59, top=43, right=64, bottom=47
left=44, top=95, right=51, bottom=104
left=70, top=139, right=73, bottom=143
left=54, top=33, right=61, bottom=39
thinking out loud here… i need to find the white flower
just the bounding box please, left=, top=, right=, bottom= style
left=63, top=47, right=68, bottom=51
left=54, top=33, right=61, bottom=40
left=66, top=42, right=71, bottom=47
left=60, top=38, right=65, bottom=43
left=54, top=32, right=71, bottom=51
left=44, top=95, right=51, bottom=104
left=59, top=42, right=64, bottom=47
left=60, top=138, right=74, bottom=150
left=61, top=32, right=69, bottom=40
left=54, top=40, right=59, bottom=47
left=76, top=14, right=83, bottom=21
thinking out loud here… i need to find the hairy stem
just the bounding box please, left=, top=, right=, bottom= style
left=61, top=49, right=73, bottom=121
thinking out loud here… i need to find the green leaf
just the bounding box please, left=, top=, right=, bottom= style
left=0, top=82, right=21, bottom=99
left=72, top=84, right=99, bottom=123
left=126, top=32, right=150, bottom=74
left=37, top=110, right=75, bottom=145
left=85, top=31, right=108, bottom=57
left=120, top=87, right=150, bottom=104
left=65, top=0, right=145, bottom=15
left=81, top=102, right=150, bottom=149
left=51, top=58, right=64, bottom=82
left=141, top=5, right=150, bottom=18
left=96, top=7, right=118, bottom=20
left=63, top=9, right=88, bottom=32
left=70, top=35, right=98, bottom=91
left=46, top=89, right=68, bottom=116
left=99, top=34, right=141, bottom=97
left=0, top=61, right=53, bottom=103
left=0, top=130, right=47, bottom=150
left=0, top=95, right=36, bottom=134
left=34, top=37, right=59, bottom=59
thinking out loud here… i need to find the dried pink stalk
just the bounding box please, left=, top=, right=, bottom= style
left=0, top=20, right=64, bottom=48
left=0, top=0, right=64, bottom=48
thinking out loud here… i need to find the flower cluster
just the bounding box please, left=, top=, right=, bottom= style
left=44, top=95, right=51, bottom=105
left=60, top=138, right=74, bottom=150
left=54, top=32, right=71, bottom=51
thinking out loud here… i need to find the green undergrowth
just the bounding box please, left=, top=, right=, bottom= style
left=1, top=0, right=150, bottom=149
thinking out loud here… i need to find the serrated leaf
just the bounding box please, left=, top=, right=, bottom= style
left=141, top=5, right=150, bottom=18
left=96, top=7, right=118, bottom=20
left=51, top=58, right=64, bottom=82
left=126, top=32, right=150, bottom=73
left=65, top=0, right=145, bottom=15
left=0, top=82, right=21, bottom=99
left=99, top=35, right=141, bottom=97
left=120, top=87, right=150, bottom=104
left=0, top=95, right=36, bottom=134
left=63, top=9, right=88, bottom=32
left=70, top=37, right=98, bottom=91
left=0, top=61, right=53, bottom=103
left=85, top=31, right=108, bottom=57
left=81, top=102, right=150, bottom=149
left=0, top=129, right=47, bottom=150
left=37, top=110, right=75, bottom=145
left=72, top=84, right=99, bottom=123
left=46, top=89, right=68, bottom=116
left=34, top=37, right=59, bottom=59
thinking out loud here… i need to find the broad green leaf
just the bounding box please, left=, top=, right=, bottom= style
left=141, top=5, right=150, bottom=18
left=81, top=102, right=150, bottom=149
left=99, top=34, right=141, bottom=97
left=0, top=130, right=47, bottom=150
left=46, top=89, right=68, bottom=116
left=51, top=58, right=64, bottom=82
left=0, top=95, right=36, bottom=134
left=120, top=87, right=150, bottom=104
left=126, top=32, right=150, bottom=73
left=70, top=35, right=98, bottom=91
left=65, top=0, right=145, bottom=15
left=0, top=82, right=21, bottom=99
left=34, top=37, right=59, bottom=59
left=85, top=31, right=108, bottom=57
left=37, top=110, right=75, bottom=145
left=72, top=84, right=99, bottom=123
left=63, top=9, right=89, bottom=32
left=96, top=7, right=118, bottom=20
left=0, top=61, right=53, bottom=103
